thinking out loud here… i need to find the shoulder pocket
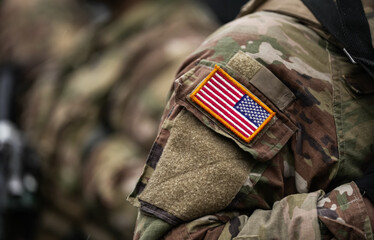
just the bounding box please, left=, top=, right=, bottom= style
left=174, top=57, right=297, bottom=162
left=137, top=54, right=298, bottom=225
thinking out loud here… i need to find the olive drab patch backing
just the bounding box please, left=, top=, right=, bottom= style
left=190, top=65, right=275, bottom=143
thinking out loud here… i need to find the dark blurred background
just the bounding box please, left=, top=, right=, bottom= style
left=0, top=0, right=247, bottom=239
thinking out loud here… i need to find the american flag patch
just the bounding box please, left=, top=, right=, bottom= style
left=190, top=65, right=275, bottom=143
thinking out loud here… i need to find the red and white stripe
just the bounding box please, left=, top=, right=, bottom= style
left=195, top=72, right=258, bottom=138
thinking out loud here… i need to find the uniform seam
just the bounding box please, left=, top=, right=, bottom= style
left=327, top=41, right=343, bottom=182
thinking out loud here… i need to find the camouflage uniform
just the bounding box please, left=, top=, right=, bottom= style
left=129, top=0, right=374, bottom=239
left=0, top=0, right=217, bottom=239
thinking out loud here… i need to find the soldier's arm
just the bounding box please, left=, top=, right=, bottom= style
left=129, top=102, right=373, bottom=239
left=130, top=103, right=372, bottom=239
left=128, top=10, right=374, bottom=240
left=133, top=182, right=371, bottom=239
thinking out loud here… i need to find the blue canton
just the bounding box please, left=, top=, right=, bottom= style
left=234, top=95, right=270, bottom=127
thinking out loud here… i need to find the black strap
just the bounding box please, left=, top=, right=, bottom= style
left=302, top=0, right=374, bottom=79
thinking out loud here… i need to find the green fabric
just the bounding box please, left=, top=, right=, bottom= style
left=249, top=67, right=295, bottom=110
left=139, top=109, right=254, bottom=221
left=135, top=212, right=173, bottom=240
left=227, top=50, right=262, bottom=79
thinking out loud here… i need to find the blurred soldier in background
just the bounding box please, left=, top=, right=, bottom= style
left=0, top=0, right=220, bottom=239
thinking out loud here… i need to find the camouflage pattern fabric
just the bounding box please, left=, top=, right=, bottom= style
left=0, top=0, right=218, bottom=239
left=129, top=0, right=374, bottom=239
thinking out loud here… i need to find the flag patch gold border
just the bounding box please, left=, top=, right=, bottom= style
left=190, top=65, right=275, bottom=143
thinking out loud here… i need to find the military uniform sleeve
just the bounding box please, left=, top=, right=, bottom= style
left=161, top=182, right=371, bottom=240
left=128, top=65, right=373, bottom=238
left=132, top=182, right=371, bottom=239
left=128, top=10, right=374, bottom=240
